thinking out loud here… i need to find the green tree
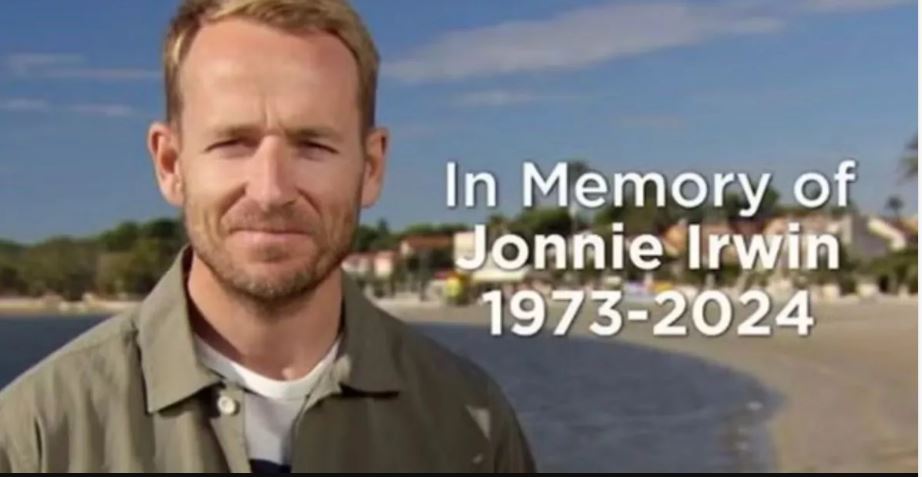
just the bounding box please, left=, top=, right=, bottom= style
left=141, top=218, right=185, bottom=247
left=400, top=222, right=467, bottom=237
left=0, top=264, right=26, bottom=296
left=98, top=221, right=140, bottom=252
left=752, top=185, right=780, bottom=220
left=20, top=237, right=98, bottom=300
left=510, top=207, right=575, bottom=239
left=886, top=195, right=905, bottom=219
left=125, top=237, right=173, bottom=294
left=0, top=239, right=23, bottom=259
left=353, top=224, right=380, bottom=252
left=592, top=182, right=676, bottom=235
left=565, top=159, right=591, bottom=230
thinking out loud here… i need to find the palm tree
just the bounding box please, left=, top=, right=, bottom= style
left=486, top=213, right=508, bottom=242
left=885, top=195, right=904, bottom=219
left=565, top=159, right=591, bottom=270
left=566, top=159, right=592, bottom=221
left=567, top=159, right=592, bottom=235
left=566, top=159, right=591, bottom=208
left=901, top=134, right=917, bottom=181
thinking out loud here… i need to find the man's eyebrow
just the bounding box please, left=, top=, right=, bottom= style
left=207, top=124, right=262, bottom=139
left=285, top=126, right=344, bottom=143
left=206, top=124, right=344, bottom=142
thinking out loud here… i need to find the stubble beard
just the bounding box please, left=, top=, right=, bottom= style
left=183, top=196, right=360, bottom=309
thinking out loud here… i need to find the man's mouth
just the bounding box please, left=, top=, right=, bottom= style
left=236, top=227, right=307, bottom=234
left=231, top=228, right=310, bottom=244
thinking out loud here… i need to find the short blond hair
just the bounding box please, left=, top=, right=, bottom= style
left=163, top=0, right=379, bottom=130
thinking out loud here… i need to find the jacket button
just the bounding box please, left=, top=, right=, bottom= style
left=217, top=395, right=239, bottom=416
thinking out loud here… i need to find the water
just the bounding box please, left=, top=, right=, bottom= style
left=0, top=316, right=777, bottom=472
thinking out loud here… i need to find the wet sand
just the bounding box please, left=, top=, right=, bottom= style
left=388, top=297, right=917, bottom=472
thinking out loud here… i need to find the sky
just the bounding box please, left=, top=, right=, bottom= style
left=0, top=0, right=917, bottom=243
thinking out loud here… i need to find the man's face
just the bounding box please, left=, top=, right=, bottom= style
left=150, top=19, right=386, bottom=303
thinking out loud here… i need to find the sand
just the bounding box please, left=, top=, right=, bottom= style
left=386, top=296, right=917, bottom=472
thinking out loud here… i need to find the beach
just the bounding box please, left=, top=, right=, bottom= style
left=0, top=296, right=915, bottom=472
left=388, top=296, right=918, bottom=472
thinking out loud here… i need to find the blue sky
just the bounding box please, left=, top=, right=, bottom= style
left=0, top=0, right=916, bottom=243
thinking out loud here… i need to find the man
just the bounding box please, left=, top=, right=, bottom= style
left=0, top=0, right=535, bottom=472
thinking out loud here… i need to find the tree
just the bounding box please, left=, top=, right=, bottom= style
left=591, top=183, right=676, bottom=235
left=510, top=207, right=575, bottom=239
left=140, top=218, right=185, bottom=249
left=353, top=219, right=398, bottom=252
left=0, top=264, right=26, bottom=296
left=566, top=159, right=591, bottom=241
left=752, top=185, right=780, bottom=220
left=866, top=247, right=917, bottom=294
left=565, top=160, right=591, bottom=210
left=485, top=213, right=509, bottom=242
left=720, top=192, right=746, bottom=220
left=20, top=237, right=98, bottom=300
left=352, top=224, right=379, bottom=252
left=901, top=134, right=917, bottom=181
left=0, top=239, right=23, bottom=258
left=885, top=195, right=904, bottom=219
left=98, top=221, right=140, bottom=252
left=400, top=222, right=468, bottom=238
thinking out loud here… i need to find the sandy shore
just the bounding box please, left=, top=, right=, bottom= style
left=0, top=298, right=138, bottom=316
left=385, top=298, right=917, bottom=472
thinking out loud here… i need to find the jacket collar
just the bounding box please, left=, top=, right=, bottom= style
left=136, top=248, right=219, bottom=413
left=136, top=247, right=401, bottom=414
left=334, top=274, right=402, bottom=394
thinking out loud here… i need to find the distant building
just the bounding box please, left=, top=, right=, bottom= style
left=342, top=250, right=398, bottom=280
left=661, top=220, right=741, bottom=266
left=399, top=234, right=454, bottom=258
left=762, top=212, right=917, bottom=267
left=372, top=250, right=397, bottom=280
left=452, top=229, right=532, bottom=287
left=760, top=214, right=839, bottom=274
left=342, top=252, right=374, bottom=278
left=452, top=230, right=477, bottom=267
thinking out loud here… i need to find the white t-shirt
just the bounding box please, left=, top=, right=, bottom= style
left=195, top=337, right=339, bottom=473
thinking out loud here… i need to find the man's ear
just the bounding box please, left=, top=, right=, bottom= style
left=147, top=121, right=184, bottom=208
left=360, top=126, right=389, bottom=208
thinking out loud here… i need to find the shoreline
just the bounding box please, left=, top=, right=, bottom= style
left=1, top=289, right=916, bottom=317
left=388, top=299, right=918, bottom=472
left=0, top=297, right=915, bottom=471
left=0, top=298, right=137, bottom=317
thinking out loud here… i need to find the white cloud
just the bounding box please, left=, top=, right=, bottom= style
left=0, top=98, right=51, bottom=112
left=5, top=54, right=82, bottom=75
left=0, top=97, right=141, bottom=118
left=451, top=89, right=578, bottom=108
left=4, top=53, right=158, bottom=81
left=801, top=0, right=914, bottom=13
left=385, top=0, right=911, bottom=83
left=43, top=67, right=159, bottom=81
left=68, top=103, right=139, bottom=118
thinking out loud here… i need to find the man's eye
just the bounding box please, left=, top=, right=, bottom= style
left=207, top=139, right=252, bottom=155
left=297, top=141, right=336, bottom=155
left=210, top=139, right=240, bottom=149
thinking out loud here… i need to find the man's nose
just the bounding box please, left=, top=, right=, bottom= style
left=246, top=139, right=298, bottom=210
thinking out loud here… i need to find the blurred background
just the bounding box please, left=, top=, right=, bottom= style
left=0, top=0, right=917, bottom=472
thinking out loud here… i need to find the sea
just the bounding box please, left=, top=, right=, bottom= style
left=0, top=315, right=776, bottom=472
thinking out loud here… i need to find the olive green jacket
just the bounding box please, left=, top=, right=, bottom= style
left=0, top=251, right=536, bottom=472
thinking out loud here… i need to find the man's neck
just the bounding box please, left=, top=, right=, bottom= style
left=186, top=254, right=342, bottom=381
